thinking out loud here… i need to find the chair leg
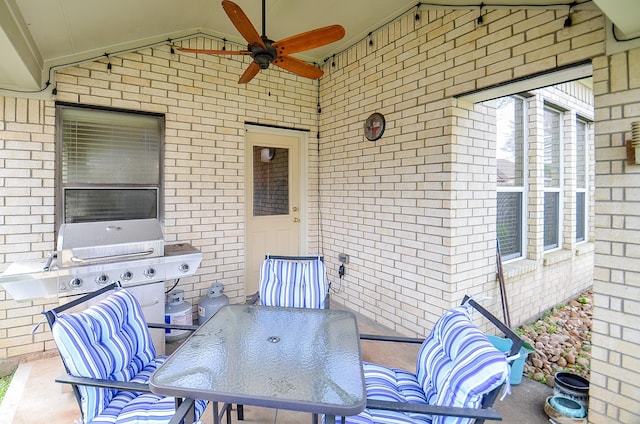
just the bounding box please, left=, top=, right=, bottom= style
left=212, top=403, right=221, bottom=424
left=237, top=404, right=244, bottom=420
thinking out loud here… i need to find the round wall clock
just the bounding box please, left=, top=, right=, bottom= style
left=364, top=112, right=385, bottom=141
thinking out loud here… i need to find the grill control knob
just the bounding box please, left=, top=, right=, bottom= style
left=121, top=271, right=133, bottom=281
left=144, top=267, right=156, bottom=278
left=69, top=277, right=83, bottom=288
left=96, top=274, right=109, bottom=285
left=179, top=263, right=190, bottom=273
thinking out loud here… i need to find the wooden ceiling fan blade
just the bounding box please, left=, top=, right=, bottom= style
left=177, top=47, right=252, bottom=55
left=272, top=56, right=324, bottom=80
left=222, top=0, right=266, bottom=49
left=238, top=61, right=261, bottom=84
left=273, top=25, right=345, bottom=56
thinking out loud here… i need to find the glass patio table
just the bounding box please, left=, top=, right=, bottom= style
left=150, top=304, right=366, bottom=424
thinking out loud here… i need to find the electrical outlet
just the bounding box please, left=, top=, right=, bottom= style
left=338, top=253, right=350, bottom=264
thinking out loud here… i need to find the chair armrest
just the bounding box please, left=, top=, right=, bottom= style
left=462, top=296, right=524, bottom=357
left=366, top=399, right=502, bottom=421
left=59, top=375, right=208, bottom=424
left=55, top=375, right=151, bottom=392
left=359, top=333, right=424, bottom=344
left=147, top=322, right=200, bottom=332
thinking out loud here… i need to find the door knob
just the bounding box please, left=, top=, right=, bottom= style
left=293, top=218, right=300, bottom=223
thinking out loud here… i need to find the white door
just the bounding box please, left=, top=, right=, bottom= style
left=245, top=125, right=307, bottom=295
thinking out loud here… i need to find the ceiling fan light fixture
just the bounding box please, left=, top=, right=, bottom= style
left=253, top=52, right=273, bottom=69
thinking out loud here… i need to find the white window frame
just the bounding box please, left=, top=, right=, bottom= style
left=543, top=105, right=564, bottom=251
left=495, top=95, right=528, bottom=262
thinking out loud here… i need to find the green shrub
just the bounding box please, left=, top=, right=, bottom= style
left=0, top=373, right=14, bottom=405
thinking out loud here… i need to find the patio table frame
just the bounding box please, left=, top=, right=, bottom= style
left=150, top=304, right=366, bottom=424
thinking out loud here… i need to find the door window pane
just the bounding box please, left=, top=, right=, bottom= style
left=253, top=146, right=289, bottom=216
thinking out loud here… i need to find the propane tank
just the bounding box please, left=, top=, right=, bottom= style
left=198, top=282, right=229, bottom=324
left=164, top=290, right=192, bottom=342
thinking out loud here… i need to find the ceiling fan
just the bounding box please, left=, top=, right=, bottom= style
left=178, top=0, right=345, bottom=84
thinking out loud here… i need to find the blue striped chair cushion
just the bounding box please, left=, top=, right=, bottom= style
left=259, top=257, right=327, bottom=308
left=340, top=306, right=509, bottom=424
left=334, top=363, right=432, bottom=424
left=416, top=307, right=509, bottom=424
left=52, top=289, right=206, bottom=423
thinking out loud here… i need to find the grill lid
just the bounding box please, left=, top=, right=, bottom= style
left=57, top=218, right=165, bottom=267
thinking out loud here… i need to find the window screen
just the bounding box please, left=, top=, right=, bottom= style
left=497, top=192, right=523, bottom=260
left=58, top=105, right=162, bottom=223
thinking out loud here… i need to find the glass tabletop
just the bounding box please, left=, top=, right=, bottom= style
left=150, top=304, right=366, bottom=417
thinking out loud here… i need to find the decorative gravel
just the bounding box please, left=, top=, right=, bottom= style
left=517, top=290, right=592, bottom=387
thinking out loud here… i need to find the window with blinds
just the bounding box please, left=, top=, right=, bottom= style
left=58, top=105, right=163, bottom=223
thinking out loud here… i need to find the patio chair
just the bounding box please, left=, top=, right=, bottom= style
left=258, top=254, right=328, bottom=309
left=43, top=282, right=214, bottom=424
left=339, top=295, right=523, bottom=424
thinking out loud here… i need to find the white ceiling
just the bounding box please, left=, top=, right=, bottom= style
left=0, top=0, right=637, bottom=94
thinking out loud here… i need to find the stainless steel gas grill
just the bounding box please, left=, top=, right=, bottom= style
left=0, top=218, right=202, bottom=353
left=54, top=219, right=201, bottom=297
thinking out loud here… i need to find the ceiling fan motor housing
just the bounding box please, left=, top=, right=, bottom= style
left=250, top=37, right=276, bottom=69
